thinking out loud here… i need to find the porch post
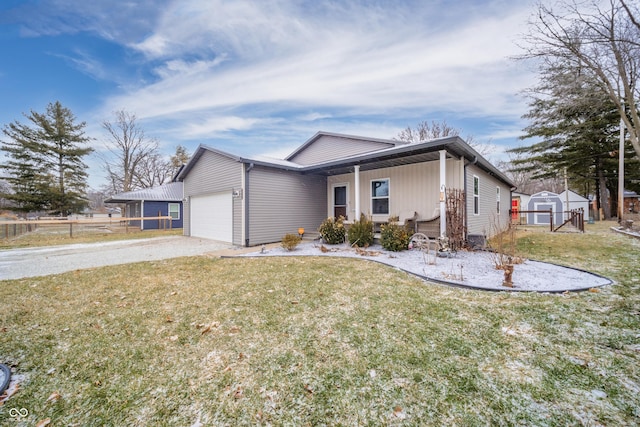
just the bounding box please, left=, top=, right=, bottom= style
left=439, top=150, right=446, bottom=237
left=354, top=165, right=361, bottom=220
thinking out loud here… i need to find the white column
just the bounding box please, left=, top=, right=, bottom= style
left=354, top=165, right=361, bottom=220
left=439, top=150, right=446, bottom=237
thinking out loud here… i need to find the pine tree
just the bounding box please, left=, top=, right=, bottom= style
left=509, top=58, right=640, bottom=219
left=1, top=101, right=93, bottom=215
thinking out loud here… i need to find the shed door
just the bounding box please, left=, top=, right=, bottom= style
left=190, top=192, right=233, bottom=242
left=534, top=203, right=553, bottom=225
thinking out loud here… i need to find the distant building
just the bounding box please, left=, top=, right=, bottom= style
left=105, top=182, right=183, bottom=230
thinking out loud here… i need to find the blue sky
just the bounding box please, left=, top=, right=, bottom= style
left=0, top=0, right=538, bottom=189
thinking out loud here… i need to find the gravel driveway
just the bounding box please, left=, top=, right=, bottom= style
left=0, top=236, right=234, bottom=280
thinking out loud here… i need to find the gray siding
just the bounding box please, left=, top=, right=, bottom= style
left=327, top=159, right=464, bottom=222
left=183, top=150, right=243, bottom=245
left=288, top=135, right=394, bottom=165
left=466, top=163, right=511, bottom=237
left=247, top=166, right=327, bottom=245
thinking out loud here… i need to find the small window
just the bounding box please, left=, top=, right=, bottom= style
left=371, top=179, right=389, bottom=215
left=496, top=187, right=501, bottom=214
left=473, top=176, right=480, bottom=215
left=168, top=203, right=180, bottom=220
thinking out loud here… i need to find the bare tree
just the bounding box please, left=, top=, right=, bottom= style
left=396, top=120, right=460, bottom=143
left=521, top=0, right=640, bottom=159
left=395, top=119, right=492, bottom=156
left=102, top=110, right=160, bottom=193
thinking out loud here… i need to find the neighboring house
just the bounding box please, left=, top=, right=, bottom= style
left=558, top=190, right=590, bottom=221
left=177, top=131, right=514, bottom=246
left=105, top=182, right=183, bottom=230
left=511, top=192, right=531, bottom=223
left=624, top=190, right=640, bottom=214
left=526, top=191, right=565, bottom=225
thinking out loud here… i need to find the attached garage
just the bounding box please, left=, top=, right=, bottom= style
left=190, top=192, right=233, bottom=242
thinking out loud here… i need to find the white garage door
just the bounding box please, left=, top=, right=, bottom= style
left=190, top=192, right=233, bottom=243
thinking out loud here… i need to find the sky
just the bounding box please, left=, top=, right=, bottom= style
left=0, top=0, right=540, bottom=190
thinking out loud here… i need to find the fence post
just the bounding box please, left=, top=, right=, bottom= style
left=549, top=208, right=553, bottom=232
left=70, top=222, right=73, bottom=238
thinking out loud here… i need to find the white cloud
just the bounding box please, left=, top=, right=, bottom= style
left=102, top=1, right=535, bottom=123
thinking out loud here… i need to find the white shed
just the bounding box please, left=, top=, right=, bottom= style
left=558, top=190, right=590, bottom=220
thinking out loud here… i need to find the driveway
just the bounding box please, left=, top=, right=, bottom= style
left=0, top=236, right=235, bottom=280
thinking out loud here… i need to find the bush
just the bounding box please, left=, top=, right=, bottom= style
left=348, top=214, right=374, bottom=247
left=380, top=221, right=411, bottom=251
left=318, top=216, right=346, bottom=244
left=281, top=233, right=302, bottom=251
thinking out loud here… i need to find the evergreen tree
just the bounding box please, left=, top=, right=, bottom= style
left=0, top=101, right=93, bottom=215
left=509, top=60, right=639, bottom=219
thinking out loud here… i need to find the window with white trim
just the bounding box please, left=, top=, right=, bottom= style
left=473, top=175, right=480, bottom=215
left=371, top=179, right=389, bottom=215
left=168, top=203, right=180, bottom=220
left=496, top=186, right=501, bottom=214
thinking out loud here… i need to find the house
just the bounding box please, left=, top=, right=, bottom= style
left=177, top=132, right=514, bottom=246
left=624, top=190, right=640, bottom=214
left=558, top=190, right=590, bottom=221
left=511, top=192, right=531, bottom=223
left=526, top=191, right=565, bottom=225
left=105, top=182, right=184, bottom=230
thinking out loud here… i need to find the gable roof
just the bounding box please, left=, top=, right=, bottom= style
left=105, top=182, right=183, bottom=203
left=285, top=131, right=397, bottom=165
left=177, top=132, right=514, bottom=188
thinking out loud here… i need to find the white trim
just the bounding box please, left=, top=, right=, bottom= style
left=141, top=200, right=145, bottom=230
left=354, top=165, right=360, bottom=220
left=533, top=202, right=554, bottom=225
left=370, top=177, right=390, bottom=218
left=168, top=202, right=180, bottom=220
left=473, top=175, right=480, bottom=216
left=331, top=182, right=350, bottom=220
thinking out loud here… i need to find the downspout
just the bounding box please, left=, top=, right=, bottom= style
left=140, top=200, right=144, bottom=231
left=244, top=163, right=254, bottom=247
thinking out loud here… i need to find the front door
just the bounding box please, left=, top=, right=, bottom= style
left=333, top=184, right=347, bottom=219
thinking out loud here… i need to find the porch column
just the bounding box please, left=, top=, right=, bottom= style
left=439, top=150, right=446, bottom=237
left=354, top=165, right=361, bottom=220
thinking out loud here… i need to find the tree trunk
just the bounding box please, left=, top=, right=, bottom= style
left=598, top=168, right=610, bottom=220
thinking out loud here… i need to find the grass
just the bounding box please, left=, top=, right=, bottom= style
left=0, top=227, right=183, bottom=250
left=0, top=221, right=639, bottom=425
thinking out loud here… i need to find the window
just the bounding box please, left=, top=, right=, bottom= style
left=496, top=186, right=501, bottom=214
left=371, top=179, right=389, bottom=215
left=168, top=203, right=180, bottom=220
left=473, top=176, right=480, bottom=215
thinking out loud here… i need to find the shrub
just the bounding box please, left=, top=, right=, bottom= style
left=348, top=214, right=374, bottom=247
left=380, top=221, right=411, bottom=251
left=318, top=216, right=346, bottom=244
left=281, top=233, right=302, bottom=251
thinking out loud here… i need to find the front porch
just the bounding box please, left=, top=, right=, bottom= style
left=325, top=150, right=465, bottom=240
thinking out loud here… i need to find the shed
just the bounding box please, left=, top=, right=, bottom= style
left=526, top=191, right=564, bottom=225
left=105, top=182, right=184, bottom=230
left=558, top=190, right=590, bottom=220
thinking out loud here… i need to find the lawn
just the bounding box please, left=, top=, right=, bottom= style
left=0, top=227, right=183, bottom=250
left=0, top=221, right=639, bottom=425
